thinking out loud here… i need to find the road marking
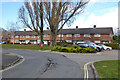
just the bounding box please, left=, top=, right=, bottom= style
left=84, top=61, right=93, bottom=80
left=0, top=53, right=25, bottom=73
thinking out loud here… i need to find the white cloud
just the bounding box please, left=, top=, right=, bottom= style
left=69, top=7, right=118, bottom=34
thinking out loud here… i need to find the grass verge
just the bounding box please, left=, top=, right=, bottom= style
left=1, top=44, right=52, bottom=50
left=94, top=60, right=119, bottom=79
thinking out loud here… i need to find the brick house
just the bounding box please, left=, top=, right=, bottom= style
left=10, top=26, right=113, bottom=45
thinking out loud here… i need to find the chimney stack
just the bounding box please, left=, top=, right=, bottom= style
left=93, top=25, right=96, bottom=28
left=47, top=27, right=49, bottom=30
left=76, top=26, right=78, bottom=29
left=24, top=29, right=26, bottom=31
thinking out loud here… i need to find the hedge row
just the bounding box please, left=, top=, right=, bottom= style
left=104, top=43, right=119, bottom=49
left=51, top=46, right=96, bottom=53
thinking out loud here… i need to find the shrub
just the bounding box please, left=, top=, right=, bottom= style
left=84, top=48, right=96, bottom=53
left=71, top=48, right=78, bottom=53
left=81, top=48, right=88, bottom=53
left=51, top=47, right=57, bottom=51
left=51, top=46, right=61, bottom=51
left=77, top=47, right=83, bottom=53
left=73, top=45, right=79, bottom=48
left=28, top=42, right=31, bottom=44
left=59, top=47, right=71, bottom=52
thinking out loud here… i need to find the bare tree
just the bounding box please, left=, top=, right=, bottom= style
left=44, top=0, right=89, bottom=46
left=18, top=0, right=44, bottom=44
left=7, top=22, right=19, bottom=45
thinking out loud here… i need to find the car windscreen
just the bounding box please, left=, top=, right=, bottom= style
left=78, top=43, right=88, bottom=46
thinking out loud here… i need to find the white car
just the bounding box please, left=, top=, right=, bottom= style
left=86, top=42, right=103, bottom=52
left=99, top=44, right=112, bottom=50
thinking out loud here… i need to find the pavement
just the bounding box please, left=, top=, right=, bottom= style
left=1, top=53, right=20, bottom=69
left=1, top=49, right=119, bottom=79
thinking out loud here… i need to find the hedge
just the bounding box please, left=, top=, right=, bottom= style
left=51, top=46, right=96, bottom=53
left=104, top=43, right=119, bottom=49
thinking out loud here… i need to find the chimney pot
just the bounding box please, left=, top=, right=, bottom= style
left=93, top=25, right=96, bottom=28
left=24, top=29, right=26, bottom=31
left=47, top=27, right=49, bottom=30
left=76, top=26, right=78, bottom=28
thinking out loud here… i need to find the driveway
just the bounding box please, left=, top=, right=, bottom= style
left=2, top=49, right=118, bottom=78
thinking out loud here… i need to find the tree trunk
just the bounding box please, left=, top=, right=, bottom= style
left=40, top=34, right=44, bottom=44
left=50, top=32, right=57, bottom=47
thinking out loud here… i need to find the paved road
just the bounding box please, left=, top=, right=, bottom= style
left=2, top=49, right=81, bottom=78
left=2, top=53, right=20, bottom=68
left=2, top=49, right=118, bottom=78
left=62, top=50, right=118, bottom=78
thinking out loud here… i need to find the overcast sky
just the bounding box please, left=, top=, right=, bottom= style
left=1, top=0, right=119, bottom=34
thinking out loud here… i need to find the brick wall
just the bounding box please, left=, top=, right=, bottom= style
left=10, top=33, right=113, bottom=44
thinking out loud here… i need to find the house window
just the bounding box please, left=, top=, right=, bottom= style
left=74, top=34, right=80, bottom=37
left=44, top=34, right=48, bottom=37
left=109, top=33, right=113, bottom=38
left=11, top=36, right=13, bottom=38
left=102, top=40, right=109, bottom=44
left=32, top=35, right=35, bottom=38
left=20, top=36, right=24, bottom=38
left=66, top=40, right=72, bottom=42
left=15, top=36, right=19, bottom=38
left=11, top=39, right=13, bottom=42
left=95, top=41, right=100, bottom=43
left=37, top=36, right=40, bottom=38
left=66, top=34, right=72, bottom=37
left=26, top=35, right=30, bottom=38
left=94, top=34, right=101, bottom=37
left=37, top=40, right=40, bottom=44
left=84, top=34, right=90, bottom=37
left=15, top=40, right=19, bottom=43
left=58, top=34, right=63, bottom=37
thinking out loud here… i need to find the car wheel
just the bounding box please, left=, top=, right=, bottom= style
left=106, top=48, right=110, bottom=51
left=96, top=47, right=100, bottom=52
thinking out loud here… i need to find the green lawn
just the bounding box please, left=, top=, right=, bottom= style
left=2, top=44, right=52, bottom=50
left=94, top=60, right=119, bottom=79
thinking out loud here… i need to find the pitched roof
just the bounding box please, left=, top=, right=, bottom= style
left=59, top=27, right=113, bottom=34
left=14, top=27, right=113, bottom=35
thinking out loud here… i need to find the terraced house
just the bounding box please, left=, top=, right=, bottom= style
left=10, top=26, right=113, bottom=45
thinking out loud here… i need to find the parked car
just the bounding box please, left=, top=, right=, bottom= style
left=85, top=42, right=103, bottom=52
left=0, top=41, right=9, bottom=44
left=77, top=42, right=99, bottom=52
left=98, top=44, right=112, bottom=50
left=77, top=42, right=89, bottom=48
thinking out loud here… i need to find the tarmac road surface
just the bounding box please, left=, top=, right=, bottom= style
left=1, top=49, right=118, bottom=79
left=2, top=49, right=82, bottom=78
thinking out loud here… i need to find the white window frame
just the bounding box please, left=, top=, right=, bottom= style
left=26, top=35, right=30, bottom=38
left=58, top=34, right=63, bottom=37
left=26, top=40, right=29, bottom=43
left=32, top=35, right=35, bottom=38
left=15, top=36, right=19, bottom=38
left=84, top=34, right=90, bottom=37
left=95, top=41, right=100, bottom=43
left=15, top=40, right=19, bottom=43
left=66, top=34, right=72, bottom=37
left=74, top=34, right=80, bottom=37
left=44, top=34, right=48, bottom=37
left=66, top=40, right=72, bottom=42
left=94, top=34, right=101, bottom=37
left=37, top=36, right=40, bottom=38
left=20, top=35, right=24, bottom=38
